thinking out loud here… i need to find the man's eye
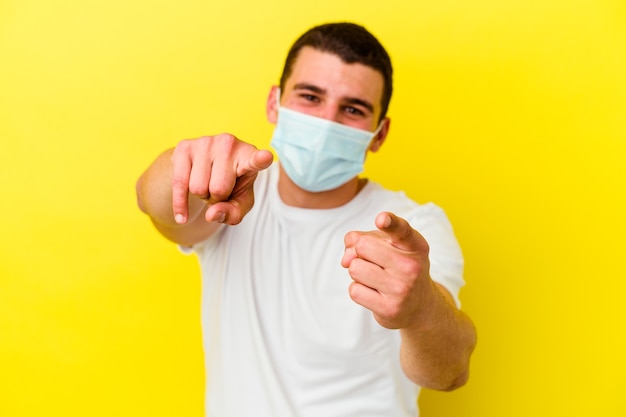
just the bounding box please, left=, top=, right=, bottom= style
left=344, top=106, right=364, bottom=116
left=302, top=94, right=319, bottom=102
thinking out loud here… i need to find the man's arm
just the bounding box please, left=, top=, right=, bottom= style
left=341, top=212, right=477, bottom=391
left=136, top=134, right=274, bottom=247
left=398, top=282, right=476, bottom=390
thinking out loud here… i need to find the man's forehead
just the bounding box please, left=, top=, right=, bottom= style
left=289, top=47, right=380, bottom=77
left=285, top=47, right=384, bottom=108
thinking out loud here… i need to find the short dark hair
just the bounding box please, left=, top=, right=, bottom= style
left=279, top=22, right=393, bottom=121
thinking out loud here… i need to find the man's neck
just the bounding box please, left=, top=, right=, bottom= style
left=276, top=164, right=367, bottom=209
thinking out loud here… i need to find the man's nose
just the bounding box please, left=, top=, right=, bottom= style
left=316, top=102, right=342, bottom=123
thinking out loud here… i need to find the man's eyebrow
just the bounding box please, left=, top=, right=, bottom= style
left=293, top=83, right=374, bottom=114
left=293, top=83, right=326, bottom=94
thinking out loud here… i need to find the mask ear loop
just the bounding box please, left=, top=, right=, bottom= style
left=371, top=119, right=385, bottom=138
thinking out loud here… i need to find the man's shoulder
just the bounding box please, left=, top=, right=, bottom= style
left=361, top=180, right=418, bottom=209
left=362, top=181, right=450, bottom=223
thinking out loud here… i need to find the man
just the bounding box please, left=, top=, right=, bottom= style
left=137, top=22, right=476, bottom=417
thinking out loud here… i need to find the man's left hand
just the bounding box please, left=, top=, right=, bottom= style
left=341, top=212, right=434, bottom=329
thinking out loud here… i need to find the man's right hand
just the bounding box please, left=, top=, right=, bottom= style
left=171, top=133, right=274, bottom=226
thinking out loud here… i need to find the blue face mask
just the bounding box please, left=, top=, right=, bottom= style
left=270, top=100, right=383, bottom=193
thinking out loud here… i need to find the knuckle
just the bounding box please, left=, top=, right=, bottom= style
left=175, top=138, right=201, bottom=157
left=381, top=301, right=402, bottom=321
left=195, top=136, right=214, bottom=153
left=174, top=138, right=191, bottom=152
left=188, top=183, right=208, bottom=196
left=344, top=231, right=358, bottom=245
left=400, top=226, right=413, bottom=242
left=217, top=178, right=245, bottom=201
left=208, top=186, right=230, bottom=201
left=354, top=238, right=368, bottom=255
left=397, top=256, right=422, bottom=277
left=178, top=134, right=237, bottom=153
left=348, top=282, right=361, bottom=301
left=214, top=133, right=237, bottom=149
left=389, top=278, right=411, bottom=299
left=421, top=238, right=430, bottom=254
left=347, top=261, right=360, bottom=278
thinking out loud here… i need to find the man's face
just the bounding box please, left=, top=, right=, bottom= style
left=271, top=47, right=386, bottom=133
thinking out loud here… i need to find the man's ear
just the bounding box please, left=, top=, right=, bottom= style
left=266, top=85, right=279, bottom=124
left=369, top=117, right=391, bottom=152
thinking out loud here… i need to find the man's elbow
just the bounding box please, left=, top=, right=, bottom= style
left=409, top=363, right=471, bottom=392
left=439, top=368, right=470, bottom=391
left=136, top=177, right=149, bottom=214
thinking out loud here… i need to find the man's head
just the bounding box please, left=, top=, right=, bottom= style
left=279, top=22, right=393, bottom=122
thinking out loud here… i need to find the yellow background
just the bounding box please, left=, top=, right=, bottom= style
left=1, top=0, right=625, bottom=416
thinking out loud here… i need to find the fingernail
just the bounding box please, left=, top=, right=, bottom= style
left=215, top=212, right=226, bottom=223
left=383, top=215, right=392, bottom=228
left=175, top=214, right=185, bottom=224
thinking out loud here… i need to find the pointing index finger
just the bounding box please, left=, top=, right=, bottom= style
left=375, top=212, right=425, bottom=252
left=238, top=149, right=274, bottom=176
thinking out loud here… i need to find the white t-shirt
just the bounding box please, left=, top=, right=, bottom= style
left=187, top=163, right=464, bottom=417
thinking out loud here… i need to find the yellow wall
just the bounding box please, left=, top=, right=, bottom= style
left=1, top=0, right=624, bottom=416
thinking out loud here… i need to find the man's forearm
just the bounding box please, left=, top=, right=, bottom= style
left=399, top=281, right=477, bottom=391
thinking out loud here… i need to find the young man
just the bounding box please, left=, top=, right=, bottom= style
left=137, top=22, right=476, bottom=417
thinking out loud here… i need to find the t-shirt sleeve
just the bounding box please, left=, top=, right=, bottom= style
left=407, top=203, right=465, bottom=308
left=178, top=244, right=195, bottom=255
left=176, top=225, right=225, bottom=256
